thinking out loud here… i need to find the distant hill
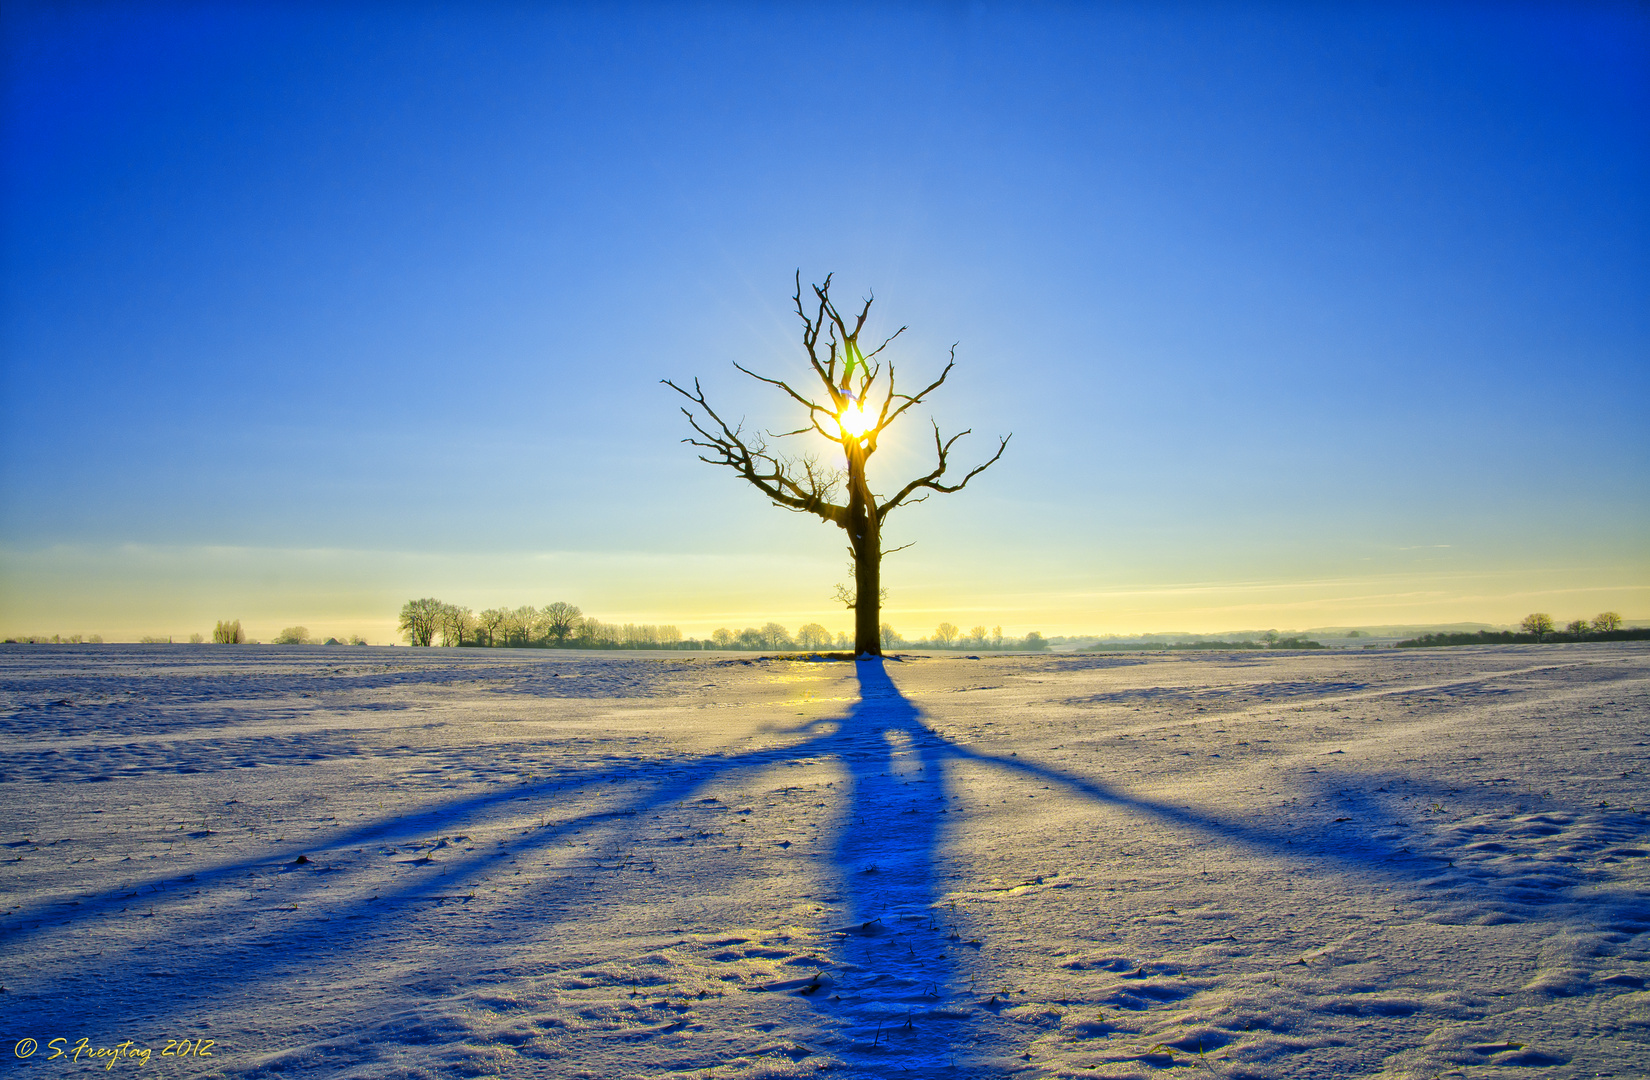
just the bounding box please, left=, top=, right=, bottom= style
left=1297, top=623, right=1503, bottom=638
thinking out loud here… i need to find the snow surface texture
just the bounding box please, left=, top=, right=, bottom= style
left=1, top=644, right=1646, bottom=1078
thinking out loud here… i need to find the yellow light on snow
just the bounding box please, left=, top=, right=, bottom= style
left=838, top=403, right=873, bottom=437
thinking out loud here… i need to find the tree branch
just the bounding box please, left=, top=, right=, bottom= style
left=662, top=377, right=847, bottom=524
left=879, top=421, right=1012, bottom=517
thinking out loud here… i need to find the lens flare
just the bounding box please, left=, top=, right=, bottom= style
left=838, top=403, right=872, bottom=437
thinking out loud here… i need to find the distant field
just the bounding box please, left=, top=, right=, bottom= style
left=2, top=643, right=1646, bottom=1077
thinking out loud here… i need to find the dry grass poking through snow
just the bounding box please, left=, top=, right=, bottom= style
left=0, top=642, right=1646, bottom=1077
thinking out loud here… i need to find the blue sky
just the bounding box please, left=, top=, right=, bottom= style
left=2, top=1, right=1646, bottom=641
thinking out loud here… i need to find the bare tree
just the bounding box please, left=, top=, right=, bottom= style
left=1592, top=611, right=1623, bottom=633
left=212, top=619, right=245, bottom=644
left=398, top=598, right=443, bottom=646
left=1520, top=612, right=1555, bottom=638
left=622, top=623, right=663, bottom=648
left=542, top=601, right=583, bottom=645
left=712, top=627, right=734, bottom=649
left=796, top=622, right=831, bottom=649
left=273, top=625, right=310, bottom=645
left=759, top=622, right=794, bottom=650
left=477, top=608, right=506, bottom=647
left=499, top=605, right=539, bottom=648
left=933, top=621, right=960, bottom=648
left=439, top=604, right=473, bottom=647
left=879, top=622, right=903, bottom=650
left=665, top=273, right=1009, bottom=655
left=576, top=617, right=621, bottom=647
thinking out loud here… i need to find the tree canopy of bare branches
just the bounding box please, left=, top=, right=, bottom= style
left=665, top=273, right=1008, bottom=654
left=398, top=598, right=443, bottom=647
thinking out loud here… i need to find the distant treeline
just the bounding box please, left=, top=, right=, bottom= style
left=3, top=633, right=106, bottom=645
left=1396, top=612, right=1640, bottom=648
left=1082, top=636, right=1325, bottom=653
left=1397, top=628, right=1648, bottom=648
left=396, top=599, right=1050, bottom=652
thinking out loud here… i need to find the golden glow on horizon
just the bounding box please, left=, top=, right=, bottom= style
left=1, top=542, right=1642, bottom=643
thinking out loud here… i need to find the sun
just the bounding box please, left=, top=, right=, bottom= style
left=838, top=402, right=873, bottom=438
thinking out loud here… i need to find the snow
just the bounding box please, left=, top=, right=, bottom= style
left=2, top=643, right=1647, bottom=1078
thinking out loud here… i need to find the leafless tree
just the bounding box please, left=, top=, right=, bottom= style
left=500, top=605, right=539, bottom=648
left=796, top=622, right=831, bottom=649
left=1520, top=612, right=1555, bottom=638
left=439, top=604, right=473, bottom=647
left=665, top=273, right=1008, bottom=655
left=399, top=599, right=443, bottom=646
left=477, top=608, right=506, bottom=647
left=542, top=601, right=582, bottom=645
left=1592, top=611, right=1623, bottom=633
left=212, top=619, right=245, bottom=644
left=933, top=622, right=960, bottom=647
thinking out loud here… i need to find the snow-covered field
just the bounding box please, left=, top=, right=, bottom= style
left=2, top=643, right=1646, bottom=1078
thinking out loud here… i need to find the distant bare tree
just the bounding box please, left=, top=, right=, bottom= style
left=968, top=624, right=988, bottom=647
left=880, top=622, right=902, bottom=650
left=933, top=622, right=960, bottom=647
left=991, top=625, right=1003, bottom=649
left=1592, top=611, right=1623, bottom=632
left=499, top=605, right=539, bottom=648
left=592, top=619, right=624, bottom=647
left=542, top=601, right=583, bottom=645
left=212, top=619, right=245, bottom=645
left=1520, top=613, right=1555, bottom=638
left=666, top=273, right=1008, bottom=655
left=1565, top=619, right=1588, bottom=636
left=476, top=608, right=506, bottom=647
left=439, top=604, right=473, bottom=647
left=759, top=622, right=794, bottom=650
left=796, top=622, right=831, bottom=649
left=398, top=599, right=443, bottom=646
left=273, top=626, right=310, bottom=645
left=712, top=627, right=734, bottom=649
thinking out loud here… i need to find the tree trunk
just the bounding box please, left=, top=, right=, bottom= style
left=853, top=536, right=881, bottom=656
left=845, top=445, right=882, bottom=656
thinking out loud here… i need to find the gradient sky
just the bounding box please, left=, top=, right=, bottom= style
left=2, top=1, right=1647, bottom=642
